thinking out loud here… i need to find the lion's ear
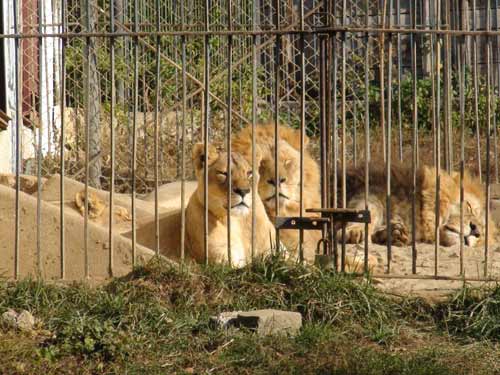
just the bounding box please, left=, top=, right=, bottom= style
left=192, top=143, right=219, bottom=171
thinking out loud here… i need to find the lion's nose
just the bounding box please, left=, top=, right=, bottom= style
left=470, top=222, right=480, bottom=237
left=267, top=177, right=286, bottom=186
left=233, top=187, right=250, bottom=198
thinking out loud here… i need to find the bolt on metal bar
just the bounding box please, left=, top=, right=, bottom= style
left=153, top=0, right=162, bottom=257
left=13, top=0, right=21, bottom=280
left=108, top=0, right=116, bottom=276
left=203, top=0, right=210, bottom=265
left=226, top=0, right=233, bottom=266
left=37, top=0, right=44, bottom=277
left=411, top=0, right=417, bottom=275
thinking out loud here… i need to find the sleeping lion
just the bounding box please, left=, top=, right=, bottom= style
left=338, top=162, right=497, bottom=248
left=185, top=143, right=275, bottom=267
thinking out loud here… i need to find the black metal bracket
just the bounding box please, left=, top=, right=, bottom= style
left=306, top=208, right=371, bottom=224
left=274, top=216, right=330, bottom=230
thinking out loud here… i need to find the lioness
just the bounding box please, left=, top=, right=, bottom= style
left=233, top=123, right=321, bottom=261
left=233, top=123, right=378, bottom=271
left=185, top=143, right=276, bottom=267
left=339, top=162, right=496, bottom=247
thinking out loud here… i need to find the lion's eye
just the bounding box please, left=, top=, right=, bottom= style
left=216, top=171, right=227, bottom=182
left=247, top=171, right=253, bottom=179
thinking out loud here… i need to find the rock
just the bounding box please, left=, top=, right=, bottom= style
left=237, top=309, right=302, bottom=337
left=1, top=309, right=36, bottom=332
left=16, top=310, right=36, bottom=331
left=2, top=309, right=18, bottom=327
left=209, top=311, right=241, bottom=330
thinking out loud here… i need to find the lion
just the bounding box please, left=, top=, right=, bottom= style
left=338, top=161, right=496, bottom=248
left=185, top=143, right=276, bottom=267
left=233, top=122, right=378, bottom=271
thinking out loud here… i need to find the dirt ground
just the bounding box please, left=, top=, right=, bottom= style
left=1, top=170, right=500, bottom=301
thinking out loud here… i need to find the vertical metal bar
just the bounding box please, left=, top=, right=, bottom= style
left=298, top=0, right=305, bottom=262
left=251, top=0, right=258, bottom=260
left=131, top=0, right=139, bottom=268
left=495, top=0, right=500, bottom=184
left=433, top=0, right=441, bottom=277
left=84, top=0, right=92, bottom=279
left=60, top=0, right=67, bottom=279
left=459, top=17, right=466, bottom=276
left=485, top=0, right=492, bottom=278
left=13, top=0, right=21, bottom=279
left=472, top=0, right=481, bottom=181
left=274, top=0, right=281, bottom=250
left=363, top=0, right=370, bottom=273
left=37, top=0, right=44, bottom=276
left=226, top=0, right=233, bottom=265
left=340, top=0, right=347, bottom=272
left=153, top=0, right=161, bottom=256
left=444, top=0, right=453, bottom=172
left=379, top=0, right=387, bottom=163
left=203, top=0, right=210, bottom=265
left=386, top=0, right=393, bottom=274
left=108, top=0, right=116, bottom=276
left=180, top=1, right=187, bottom=262
left=396, top=0, right=402, bottom=162
left=411, top=0, right=417, bottom=275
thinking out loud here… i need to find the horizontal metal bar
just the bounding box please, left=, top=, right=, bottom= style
left=275, top=216, right=330, bottom=230
left=306, top=208, right=371, bottom=224
left=371, top=273, right=500, bottom=282
left=2, top=27, right=500, bottom=40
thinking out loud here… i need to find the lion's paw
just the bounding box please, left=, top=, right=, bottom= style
left=339, top=225, right=366, bottom=244
left=372, top=222, right=409, bottom=246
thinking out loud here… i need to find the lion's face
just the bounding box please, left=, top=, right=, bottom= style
left=440, top=193, right=487, bottom=247
left=258, top=140, right=302, bottom=216
left=192, top=143, right=256, bottom=219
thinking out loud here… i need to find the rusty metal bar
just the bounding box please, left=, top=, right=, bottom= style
left=131, top=0, right=139, bottom=268
left=411, top=0, right=417, bottom=275
left=203, top=0, right=210, bottom=265
left=37, top=0, right=43, bottom=276
left=385, top=0, right=393, bottom=274
left=485, top=0, right=492, bottom=278
left=274, top=0, right=281, bottom=252
left=472, top=0, right=482, bottom=182
left=251, top=0, right=258, bottom=260
left=108, top=0, right=116, bottom=276
left=298, top=0, right=305, bottom=262
left=13, top=0, right=21, bottom=279
left=6, top=27, right=500, bottom=39
left=459, top=17, right=466, bottom=276
left=396, top=0, right=402, bottom=162
left=60, top=0, right=67, bottom=279
left=226, top=0, right=233, bottom=266
left=153, top=0, right=161, bottom=256
left=180, top=2, right=187, bottom=262
left=433, top=0, right=441, bottom=278
left=363, top=0, right=370, bottom=274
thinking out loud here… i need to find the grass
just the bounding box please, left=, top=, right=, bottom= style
left=1, top=256, right=500, bottom=374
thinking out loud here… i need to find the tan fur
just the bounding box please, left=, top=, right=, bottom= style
left=233, top=123, right=378, bottom=270
left=185, top=143, right=276, bottom=267
left=75, top=190, right=106, bottom=219
left=233, top=123, right=321, bottom=261
left=340, top=161, right=496, bottom=248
